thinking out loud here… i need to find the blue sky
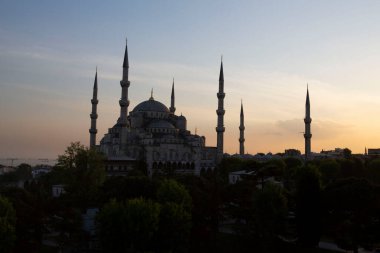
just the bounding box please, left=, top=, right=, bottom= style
left=1, top=0, right=380, bottom=158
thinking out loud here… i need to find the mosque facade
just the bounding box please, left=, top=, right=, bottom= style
left=89, top=40, right=226, bottom=176
left=88, top=39, right=313, bottom=176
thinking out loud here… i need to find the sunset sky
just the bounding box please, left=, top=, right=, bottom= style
left=1, top=0, right=380, bottom=159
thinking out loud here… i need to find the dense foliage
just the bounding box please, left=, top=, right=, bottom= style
left=1, top=144, right=380, bottom=252
left=0, top=195, right=16, bottom=253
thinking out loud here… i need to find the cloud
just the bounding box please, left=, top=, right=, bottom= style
left=312, top=120, right=353, bottom=139
left=275, top=119, right=303, bottom=134
left=253, top=118, right=351, bottom=140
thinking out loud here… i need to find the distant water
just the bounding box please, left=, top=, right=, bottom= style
left=0, top=158, right=58, bottom=167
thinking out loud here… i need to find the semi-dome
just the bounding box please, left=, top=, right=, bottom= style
left=148, top=120, right=175, bottom=129
left=132, top=98, right=169, bottom=113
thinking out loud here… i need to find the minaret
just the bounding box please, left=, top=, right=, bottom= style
left=170, top=78, right=176, bottom=113
left=304, top=85, right=312, bottom=160
left=118, top=39, right=130, bottom=126
left=89, top=68, right=98, bottom=148
left=239, top=100, right=245, bottom=155
left=216, top=58, right=225, bottom=162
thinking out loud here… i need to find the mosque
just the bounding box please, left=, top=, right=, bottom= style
left=88, top=40, right=312, bottom=176
left=89, top=40, right=232, bottom=176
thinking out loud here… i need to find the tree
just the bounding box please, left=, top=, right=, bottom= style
left=57, top=142, right=106, bottom=205
left=57, top=141, right=85, bottom=170
left=318, top=159, right=340, bottom=186
left=96, top=199, right=125, bottom=252
left=36, top=166, right=71, bottom=196
left=250, top=183, right=287, bottom=243
left=0, top=163, right=32, bottom=183
left=223, top=176, right=257, bottom=230
left=0, top=187, right=43, bottom=252
left=157, top=179, right=192, bottom=211
left=323, top=178, right=376, bottom=253
left=155, top=202, right=192, bottom=252
left=48, top=205, right=83, bottom=252
left=343, top=148, right=352, bottom=159
left=295, top=165, right=322, bottom=247
left=155, top=179, right=192, bottom=252
left=0, top=195, right=16, bottom=253
left=101, top=176, right=156, bottom=202
left=181, top=175, right=222, bottom=252
left=284, top=157, right=303, bottom=170
left=338, top=158, right=363, bottom=179
left=367, top=158, right=380, bottom=185
left=97, top=198, right=160, bottom=252
left=283, top=158, right=302, bottom=192
left=123, top=198, right=160, bottom=251
left=264, top=159, right=286, bottom=178
left=217, top=157, right=244, bottom=183
left=15, top=163, right=32, bottom=180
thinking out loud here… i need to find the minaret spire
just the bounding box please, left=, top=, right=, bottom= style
left=304, top=85, right=312, bottom=160
left=150, top=88, right=154, bottom=100
left=170, top=78, right=176, bottom=113
left=123, top=37, right=129, bottom=68
left=239, top=100, right=245, bottom=155
left=89, top=68, right=99, bottom=148
left=219, top=56, right=224, bottom=82
left=118, top=39, right=131, bottom=126
left=216, top=57, right=225, bottom=162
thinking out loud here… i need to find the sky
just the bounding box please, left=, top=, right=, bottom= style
left=1, top=0, right=380, bottom=159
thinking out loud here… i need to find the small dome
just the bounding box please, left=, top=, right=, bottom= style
left=148, top=120, right=175, bottom=129
left=132, top=98, right=169, bottom=113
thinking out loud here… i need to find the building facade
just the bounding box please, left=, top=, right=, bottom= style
left=91, top=40, right=222, bottom=176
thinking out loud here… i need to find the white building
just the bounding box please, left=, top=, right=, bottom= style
left=52, top=184, right=65, bottom=198
left=228, top=170, right=255, bottom=184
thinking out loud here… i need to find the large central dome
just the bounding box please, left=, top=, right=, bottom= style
left=132, top=97, right=169, bottom=113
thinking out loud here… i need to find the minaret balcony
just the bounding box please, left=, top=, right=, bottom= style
left=304, top=118, right=312, bottom=123
left=216, top=109, right=225, bottom=115
left=120, top=80, right=130, bottom=87
left=216, top=126, right=225, bottom=132
left=239, top=126, right=245, bottom=131
left=91, top=99, right=98, bottom=104
left=304, top=133, right=312, bottom=138
left=239, top=138, right=245, bottom=142
left=89, top=129, right=98, bottom=134
left=90, top=113, right=98, bottom=119
left=217, top=93, right=225, bottom=99
left=119, top=99, right=130, bottom=107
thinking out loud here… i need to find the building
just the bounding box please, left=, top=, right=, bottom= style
left=320, top=148, right=345, bottom=158
left=52, top=184, right=66, bottom=198
left=32, top=165, right=52, bottom=178
left=228, top=170, right=254, bottom=184
left=0, top=165, right=15, bottom=175
left=90, top=40, right=225, bottom=176
left=367, top=148, right=380, bottom=156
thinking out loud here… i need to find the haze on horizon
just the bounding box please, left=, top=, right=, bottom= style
left=1, top=0, right=380, bottom=159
